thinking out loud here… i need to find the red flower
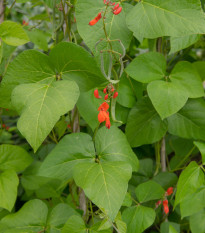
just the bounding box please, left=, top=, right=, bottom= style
left=104, top=94, right=108, bottom=100
left=113, top=92, right=118, bottom=99
left=89, top=12, right=102, bottom=26
left=2, top=124, right=6, bottom=128
left=94, top=89, right=101, bottom=99
left=166, top=187, right=173, bottom=196
left=113, top=3, right=119, bottom=10
left=105, top=118, right=111, bottom=129
left=113, top=7, right=122, bottom=15
left=103, top=88, right=107, bottom=94
left=155, top=200, right=162, bottom=208
left=97, top=102, right=110, bottom=129
left=98, top=102, right=109, bottom=111
left=22, top=20, right=29, bottom=26
left=98, top=110, right=108, bottom=123
left=163, top=200, right=169, bottom=214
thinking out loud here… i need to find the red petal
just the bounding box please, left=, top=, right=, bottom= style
left=89, top=19, right=98, bottom=26
left=113, top=7, right=122, bottom=15
left=113, top=3, right=119, bottom=10
left=113, top=92, right=118, bottom=99
left=98, top=111, right=107, bottom=123
left=98, top=102, right=109, bottom=111
left=166, top=187, right=173, bottom=196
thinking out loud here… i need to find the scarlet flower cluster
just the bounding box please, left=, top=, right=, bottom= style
left=155, top=187, right=174, bottom=215
left=89, top=1, right=122, bottom=26
left=94, top=86, right=118, bottom=129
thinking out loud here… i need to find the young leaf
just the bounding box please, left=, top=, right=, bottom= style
left=12, top=80, right=80, bottom=152
left=0, top=145, right=32, bottom=172
left=147, top=80, right=188, bottom=119
left=122, top=205, right=156, bottom=233
left=95, top=126, right=139, bottom=172
left=126, top=97, right=167, bottom=147
left=125, top=52, right=166, bottom=83
left=0, top=170, right=18, bottom=211
left=0, top=21, right=29, bottom=46
left=74, top=161, right=132, bottom=221
left=174, top=161, right=204, bottom=208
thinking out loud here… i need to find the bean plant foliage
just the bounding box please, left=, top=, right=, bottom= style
left=0, top=0, right=205, bottom=232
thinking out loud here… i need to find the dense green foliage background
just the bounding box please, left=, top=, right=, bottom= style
left=0, top=0, right=205, bottom=232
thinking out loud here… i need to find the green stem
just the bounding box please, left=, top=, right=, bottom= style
left=154, top=140, right=161, bottom=175
left=89, top=201, right=94, bottom=225
left=93, top=123, right=100, bottom=142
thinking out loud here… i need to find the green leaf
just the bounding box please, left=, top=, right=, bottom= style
left=170, top=35, right=200, bottom=54
left=77, top=89, right=100, bottom=131
left=135, top=180, right=165, bottom=203
left=0, top=42, right=16, bottom=77
left=193, top=61, right=205, bottom=80
left=180, top=188, right=205, bottom=218
left=122, top=193, right=132, bottom=207
left=174, top=161, right=204, bottom=208
left=0, top=49, right=55, bottom=109
left=74, top=161, right=132, bottom=220
left=62, top=215, right=86, bottom=233
left=194, top=141, right=205, bottom=164
left=152, top=172, right=178, bottom=190
left=38, top=133, right=95, bottom=181
left=26, top=29, right=49, bottom=51
left=147, top=80, right=188, bottom=119
left=122, top=205, right=156, bottom=233
left=126, top=97, right=167, bottom=147
left=0, top=199, right=47, bottom=232
left=170, top=61, right=204, bottom=98
left=0, top=170, right=18, bottom=211
left=125, top=52, right=166, bottom=83
left=167, top=99, right=205, bottom=140
left=0, top=42, right=106, bottom=108
left=190, top=210, right=205, bottom=233
left=95, top=126, right=139, bottom=172
left=126, top=0, right=205, bottom=40
left=49, top=42, right=107, bottom=91
left=47, top=203, right=80, bottom=232
left=0, top=21, right=29, bottom=46
left=0, top=145, right=32, bottom=172
left=160, top=222, right=180, bottom=233
left=117, top=74, right=136, bottom=108
left=75, top=0, right=132, bottom=52
left=115, top=212, right=127, bottom=233
left=11, top=80, right=79, bottom=152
